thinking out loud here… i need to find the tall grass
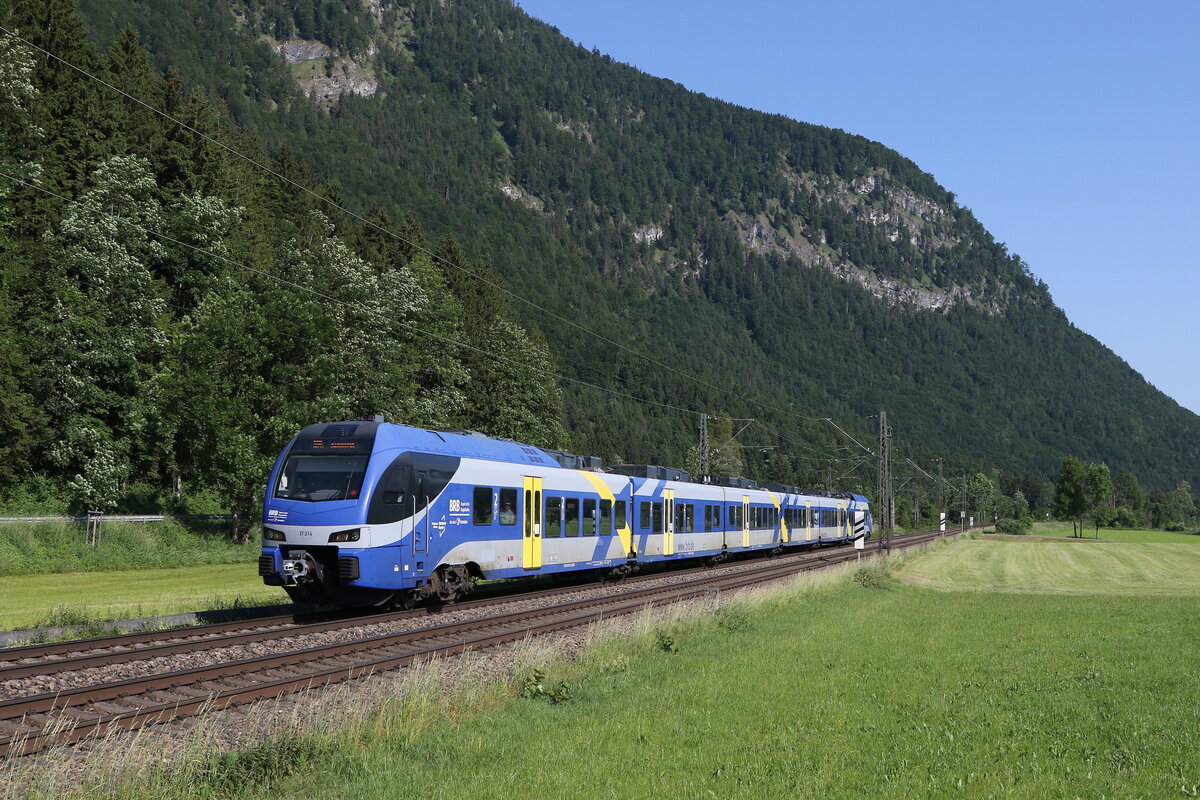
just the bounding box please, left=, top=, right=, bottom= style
left=0, top=519, right=257, bottom=576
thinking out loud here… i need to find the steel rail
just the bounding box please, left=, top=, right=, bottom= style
left=0, top=528, right=956, bottom=757
left=0, top=528, right=948, bottom=676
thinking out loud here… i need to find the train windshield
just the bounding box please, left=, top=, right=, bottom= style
left=274, top=454, right=369, bottom=502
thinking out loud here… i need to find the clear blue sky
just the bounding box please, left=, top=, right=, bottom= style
left=516, top=0, right=1200, bottom=415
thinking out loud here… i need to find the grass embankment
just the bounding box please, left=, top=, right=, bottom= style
left=0, top=519, right=259, bottom=576
left=22, top=536, right=1200, bottom=799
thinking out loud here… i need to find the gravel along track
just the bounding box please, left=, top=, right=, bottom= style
left=0, top=529, right=955, bottom=758
left=0, top=535, right=914, bottom=701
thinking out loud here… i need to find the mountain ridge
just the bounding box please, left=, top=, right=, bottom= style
left=64, top=0, right=1200, bottom=490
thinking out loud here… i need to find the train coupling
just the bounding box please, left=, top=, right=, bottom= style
left=280, top=549, right=321, bottom=585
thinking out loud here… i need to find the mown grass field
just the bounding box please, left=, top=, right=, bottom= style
left=42, top=536, right=1198, bottom=800
left=1022, top=521, right=1200, bottom=543
left=900, top=537, right=1200, bottom=595
left=0, top=564, right=286, bottom=630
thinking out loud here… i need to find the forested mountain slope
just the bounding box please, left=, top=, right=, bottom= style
left=0, top=0, right=566, bottom=522
left=8, top=0, right=1198, bottom=506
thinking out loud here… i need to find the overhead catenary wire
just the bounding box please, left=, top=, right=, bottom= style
left=0, top=24, right=881, bottom=454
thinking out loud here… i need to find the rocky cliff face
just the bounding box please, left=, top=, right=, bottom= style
left=265, top=36, right=378, bottom=106
left=724, top=169, right=1008, bottom=315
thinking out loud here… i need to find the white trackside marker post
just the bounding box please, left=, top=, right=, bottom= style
left=940, top=512, right=946, bottom=533
left=855, top=534, right=865, bottom=561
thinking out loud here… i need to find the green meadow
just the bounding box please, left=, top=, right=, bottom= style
left=900, top=536, right=1200, bottom=596
left=0, top=518, right=274, bottom=631
left=0, top=564, right=285, bottom=631
left=1022, top=521, right=1199, bottom=543
left=36, top=535, right=1200, bottom=800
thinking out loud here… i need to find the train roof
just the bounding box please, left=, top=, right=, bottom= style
left=292, top=422, right=872, bottom=504
left=295, top=421, right=567, bottom=469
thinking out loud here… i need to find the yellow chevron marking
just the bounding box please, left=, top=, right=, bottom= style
left=579, top=471, right=634, bottom=557
left=768, top=491, right=787, bottom=543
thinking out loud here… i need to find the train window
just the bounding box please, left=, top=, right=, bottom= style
left=615, top=500, right=627, bottom=531
left=704, top=505, right=712, bottom=532
left=600, top=499, right=612, bottom=536
left=640, top=501, right=651, bottom=530
left=546, top=497, right=562, bottom=538
left=583, top=498, right=597, bottom=536
left=565, top=498, right=580, bottom=537
left=275, top=453, right=368, bottom=502
left=473, top=487, right=493, bottom=525
left=652, top=502, right=663, bottom=534
left=675, top=503, right=685, bottom=533
left=499, top=488, right=517, bottom=525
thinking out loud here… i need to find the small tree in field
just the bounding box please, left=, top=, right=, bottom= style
left=1085, top=463, right=1114, bottom=537
left=1053, top=457, right=1087, bottom=537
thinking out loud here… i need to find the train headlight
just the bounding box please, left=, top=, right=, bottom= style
left=263, top=528, right=285, bottom=541
left=329, top=528, right=361, bottom=543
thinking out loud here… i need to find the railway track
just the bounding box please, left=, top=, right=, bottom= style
left=0, top=527, right=960, bottom=757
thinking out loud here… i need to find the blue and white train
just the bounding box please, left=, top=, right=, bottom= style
left=259, top=420, right=873, bottom=607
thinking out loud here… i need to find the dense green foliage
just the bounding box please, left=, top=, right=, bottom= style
left=1053, top=456, right=1194, bottom=534
left=0, top=0, right=566, bottom=525
left=59, top=0, right=1199, bottom=495
left=2, top=0, right=1197, bottom=524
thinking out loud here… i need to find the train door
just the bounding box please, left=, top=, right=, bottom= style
left=410, top=474, right=428, bottom=556
left=805, top=501, right=812, bottom=542
left=663, top=488, right=675, bottom=556
left=741, top=496, right=750, bottom=548
left=522, top=476, right=543, bottom=569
